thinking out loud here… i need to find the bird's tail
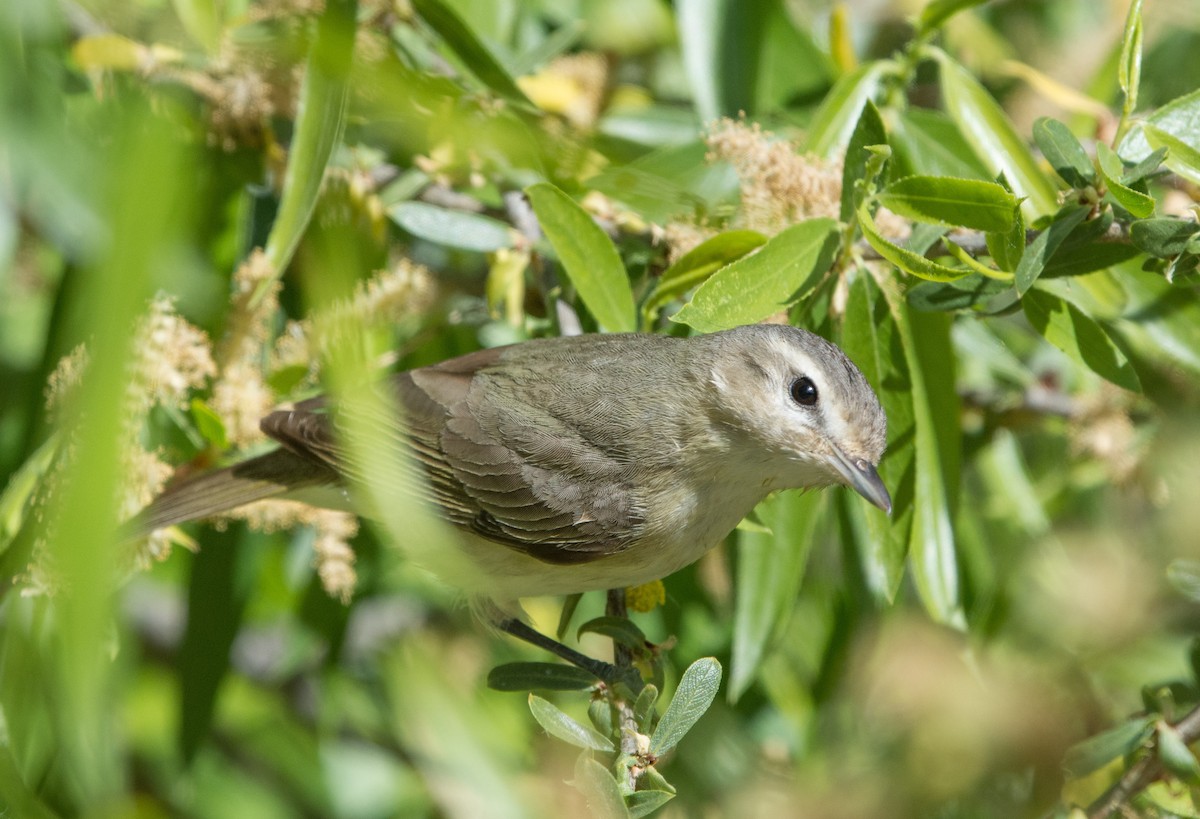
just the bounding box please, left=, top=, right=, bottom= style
left=127, top=448, right=335, bottom=538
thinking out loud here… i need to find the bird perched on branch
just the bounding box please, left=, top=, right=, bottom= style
left=133, top=323, right=889, bottom=675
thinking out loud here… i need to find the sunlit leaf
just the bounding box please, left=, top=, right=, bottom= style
left=410, top=0, right=532, bottom=105
left=917, top=0, right=989, bottom=35
left=877, top=175, right=1018, bottom=232
left=1096, top=143, right=1154, bottom=218
left=672, top=219, right=839, bottom=331
left=806, top=61, right=894, bottom=159
left=840, top=100, right=887, bottom=222
left=644, top=229, right=766, bottom=317
left=649, top=658, right=722, bottom=756
left=526, top=182, right=637, bottom=332
left=858, top=204, right=968, bottom=282
left=1143, top=123, right=1200, bottom=186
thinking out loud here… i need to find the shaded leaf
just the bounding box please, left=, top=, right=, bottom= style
left=1131, top=218, right=1200, bottom=258
left=877, top=175, right=1019, bottom=232
left=672, top=219, right=839, bottom=331
left=1119, top=87, right=1200, bottom=168
left=1064, top=717, right=1154, bottom=778
left=917, top=0, right=989, bottom=34
left=190, top=398, right=229, bottom=450
left=985, top=172, right=1025, bottom=272
left=841, top=100, right=888, bottom=222
left=627, top=790, right=675, bottom=818
left=649, top=658, right=722, bottom=756
left=1022, top=290, right=1141, bottom=391
left=805, top=61, right=894, bottom=159
left=1033, top=117, right=1096, bottom=189
left=730, top=491, right=822, bottom=700
left=633, top=684, right=659, bottom=733
left=1157, top=721, right=1200, bottom=785
left=1118, top=0, right=1144, bottom=114
left=907, top=274, right=1010, bottom=312
left=526, top=183, right=637, bottom=332
left=1013, top=205, right=1090, bottom=295
left=388, top=202, right=514, bottom=252
left=487, top=662, right=600, bottom=691
left=529, top=695, right=615, bottom=752
left=1144, top=123, right=1200, bottom=186
left=410, top=0, right=532, bottom=105
left=1167, top=560, right=1200, bottom=603
left=676, top=0, right=767, bottom=122
left=0, top=434, right=59, bottom=557
left=577, top=617, right=648, bottom=650
left=889, top=108, right=993, bottom=180
left=573, top=753, right=629, bottom=819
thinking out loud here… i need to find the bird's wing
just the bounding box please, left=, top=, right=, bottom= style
left=260, top=346, right=644, bottom=565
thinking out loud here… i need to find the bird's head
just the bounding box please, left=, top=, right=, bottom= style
left=704, top=324, right=891, bottom=513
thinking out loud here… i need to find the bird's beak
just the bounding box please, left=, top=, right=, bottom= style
left=831, top=448, right=892, bottom=514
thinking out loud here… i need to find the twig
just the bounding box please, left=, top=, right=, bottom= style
left=1086, top=704, right=1200, bottom=819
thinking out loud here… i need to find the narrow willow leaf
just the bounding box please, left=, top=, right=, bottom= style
left=526, top=183, right=636, bottom=332
left=672, top=219, right=839, bottom=331
left=880, top=283, right=963, bottom=626
left=917, top=0, right=989, bottom=35
left=577, top=617, right=648, bottom=650
left=889, top=108, right=992, bottom=180
left=644, top=229, right=766, bottom=316
left=677, top=0, right=766, bottom=121
left=529, top=695, right=615, bottom=752
left=1022, top=290, right=1141, bottom=391
left=487, top=662, right=600, bottom=691
left=260, top=0, right=353, bottom=297
left=1014, top=205, right=1090, bottom=295
left=388, top=201, right=515, bottom=252
left=907, top=275, right=1010, bottom=313
left=1096, top=143, right=1154, bottom=218
left=839, top=272, right=914, bottom=601
left=1033, top=117, right=1097, bottom=188
left=1118, top=0, right=1144, bottom=119
left=858, top=204, right=967, bottom=282
left=878, top=175, right=1018, bottom=232
left=573, top=753, right=630, bottom=819
left=730, top=491, right=822, bottom=700
left=932, top=48, right=1058, bottom=218
left=805, top=61, right=893, bottom=159
left=633, top=684, right=659, bottom=733
left=985, top=172, right=1025, bottom=272
left=1064, top=717, right=1155, bottom=778
left=1119, top=88, right=1200, bottom=164
left=649, top=658, right=722, bottom=756
left=841, top=100, right=888, bottom=222
left=1121, top=146, right=1168, bottom=185
left=1131, top=218, right=1200, bottom=258
left=410, top=0, right=532, bottom=105
left=1144, top=123, right=1200, bottom=185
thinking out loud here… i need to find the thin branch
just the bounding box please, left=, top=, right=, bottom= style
left=1086, top=704, right=1200, bottom=819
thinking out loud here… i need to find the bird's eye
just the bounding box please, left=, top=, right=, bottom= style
left=789, top=376, right=819, bottom=406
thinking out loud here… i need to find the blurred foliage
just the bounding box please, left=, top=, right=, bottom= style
left=1, top=0, right=1200, bottom=816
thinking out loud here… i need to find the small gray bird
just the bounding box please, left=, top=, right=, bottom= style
left=136, top=323, right=889, bottom=618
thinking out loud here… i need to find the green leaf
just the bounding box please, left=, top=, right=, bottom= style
left=644, top=230, right=766, bottom=317
left=1119, top=87, right=1200, bottom=169
left=1096, top=143, right=1155, bottom=218
left=1014, top=205, right=1091, bottom=295
left=889, top=109, right=992, bottom=180
left=1041, top=241, right=1141, bottom=279
left=676, top=0, right=768, bottom=121
left=1121, top=146, right=1167, bottom=185
left=1144, top=123, right=1200, bottom=186
left=1022, top=290, right=1141, bottom=391
left=190, top=398, right=229, bottom=450
left=649, top=658, right=722, bottom=756
left=1158, top=722, right=1200, bottom=785
left=487, top=662, right=601, bottom=691
left=526, top=183, right=637, bottom=332
left=577, top=617, right=648, bottom=650
left=627, top=790, right=675, bottom=818
left=917, top=0, right=989, bottom=35
left=1033, top=117, right=1097, bottom=189
left=985, top=173, right=1025, bottom=272
left=1133, top=219, right=1200, bottom=258
left=529, top=695, right=615, bottom=752
left=840, top=100, right=888, bottom=222
left=877, top=175, right=1018, bottom=232
left=1118, top=0, right=1144, bottom=120
left=0, top=434, right=59, bottom=557
left=574, top=753, right=629, bottom=819
left=1167, top=560, right=1200, bottom=603
left=840, top=272, right=916, bottom=602
left=730, top=491, right=822, bottom=700
left=260, top=0, right=353, bottom=301
left=932, top=48, right=1058, bottom=219
left=858, top=203, right=968, bottom=282
left=0, top=743, right=57, bottom=819
left=633, top=684, right=659, bottom=733
left=907, top=274, right=1010, bottom=312
left=1064, top=717, right=1155, bottom=778
left=671, top=219, right=839, bottom=332
left=805, top=61, right=894, bottom=159
left=409, top=0, right=532, bottom=105
left=388, top=201, right=515, bottom=252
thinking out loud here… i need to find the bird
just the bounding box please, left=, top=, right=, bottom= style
left=133, top=323, right=889, bottom=673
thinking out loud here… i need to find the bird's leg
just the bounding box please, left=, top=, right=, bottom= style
left=496, top=617, right=623, bottom=683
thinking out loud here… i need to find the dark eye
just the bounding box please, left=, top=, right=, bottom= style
left=789, top=376, right=819, bottom=406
